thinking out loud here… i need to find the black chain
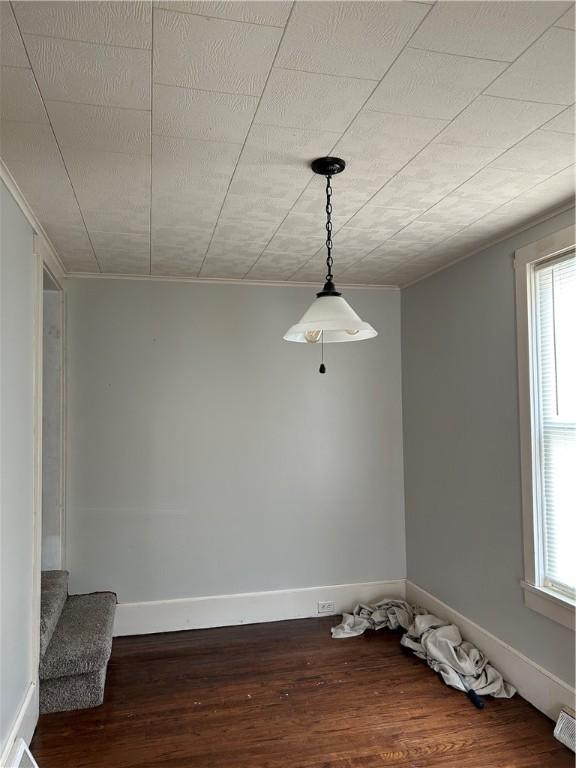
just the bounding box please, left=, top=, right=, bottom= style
left=325, top=175, right=333, bottom=282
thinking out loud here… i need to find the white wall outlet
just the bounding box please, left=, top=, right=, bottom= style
left=317, top=600, right=336, bottom=614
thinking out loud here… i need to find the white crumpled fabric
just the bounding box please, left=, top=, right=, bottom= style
left=331, top=599, right=515, bottom=699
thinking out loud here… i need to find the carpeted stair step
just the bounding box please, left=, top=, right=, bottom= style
left=40, top=592, right=117, bottom=714
left=40, top=570, right=69, bottom=660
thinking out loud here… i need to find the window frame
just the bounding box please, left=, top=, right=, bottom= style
left=515, top=226, right=576, bottom=631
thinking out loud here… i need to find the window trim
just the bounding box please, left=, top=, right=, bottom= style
left=515, top=226, right=576, bottom=631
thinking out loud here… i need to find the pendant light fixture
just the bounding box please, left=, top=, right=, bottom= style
left=283, top=157, right=377, bottom=373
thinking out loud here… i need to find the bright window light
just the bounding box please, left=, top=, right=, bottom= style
left=533, top=251, right=576, bottom=599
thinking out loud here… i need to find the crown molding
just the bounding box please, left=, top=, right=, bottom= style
left=65, top=271, right=400, bottom=291
left=1, top=159, right=67, bottom=285
left=402, top=202, right=575, bottom=290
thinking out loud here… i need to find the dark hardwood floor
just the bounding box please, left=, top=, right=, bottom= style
left=31, top=617, right=571, bottom=767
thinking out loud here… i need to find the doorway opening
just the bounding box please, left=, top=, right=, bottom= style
left=42, top=269, right=64, bottom=570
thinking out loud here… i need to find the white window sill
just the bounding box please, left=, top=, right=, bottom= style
left=521, top=581, right=575, bottom=630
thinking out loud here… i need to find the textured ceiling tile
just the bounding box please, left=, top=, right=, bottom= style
left=90, top=231, right=150, bottom=273
left=487, top=171, right=574, bottom=220
left=410, top=1, right=570, bottom=61
left=247, top=255, right=308, bottom=281
left=291, top=241, right=367, bottom=279
left=0, top=119, right=92, bottom=231
left=334, top=111, right=448, bottom=169
left=346, top=205, right=419, bottom=235
left=525, top=165, right=574, bottom=196
left=0, top=66, right=49, bottom=122
left=1, top=2, right=29, bottom=67
left=201, top=241, right=262, bottom=277
left=47, top=223, right=100, bottom=272
left=328, top=157, right=397, bottom=197
left=275, top=211, right=342, bottom=239
left=332, top=227, right=392, bottom=258
left=387, top=219, right=466, bottom=245
left=366, top=240, right=419, bottom=260
left=151, top=250, right=204, bottom=276
left=486, top=27, right=575, bottom=105
left=152, top=225, right=212, bottom=251
left=13, top=1, right=152, bottom=48
left=370, top=143, right=501, bottom=209
left=542, top=105, right=575, bottom=134
left=155, top=2, right=292, bottom=27
left=212, top=219, right=276, bottom=249
left=276, top=1, right=427, bottom=80
left=154, top=9, right=281, bottom=96
left=24, top=35, right=151, bottom=108
left=152, top=134, right=239, bottom=224
left=434, top=96, right=565, bottom=149
left=153, top=84, right=257, bottom=143
left=288, top=261, right=330, bottom=283
left=340, top=257, right=408, bottom=283
left=292, top=184, right=371, bottom=221
left=264, top=235, right=325, bottom=260
left=366, top=48, right=506, bottom=120
left=490, top=130, right=575, bottom=176
left=255, top=68, right=376, bottom=132
left=418, top=195, right=502, bottom=225
left=153, top=133, right=241, bottom=193
left=83, top=208, right=151, bottom=236
left=46, top=100, right=150, bottom=154
left=220, top=193, right=291, bottom=223
left=62, top=147, right=151, bottom=227
left=228, top=124, right=338, bottom=198
left=399, top=142, right=501, bottom=182
left=555, top=5, right=575, bottom=29
left=153, top=196, right=223, bottom=229
left=369, top=176, right=449, bottom=211
left=455, top=167, right=549, bottom=205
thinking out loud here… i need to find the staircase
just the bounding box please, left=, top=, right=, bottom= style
left=39, top=571, right=117, bottom=714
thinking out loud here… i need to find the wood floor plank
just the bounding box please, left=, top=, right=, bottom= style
left=30, top=617, right=572, bottom=767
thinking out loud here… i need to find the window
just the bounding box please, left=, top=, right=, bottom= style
left=516, top=227, right=576, bottom=630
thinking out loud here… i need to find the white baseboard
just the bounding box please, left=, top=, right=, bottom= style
left=406, top=581, right=575, bottom=722
left=0, top=682, right=39, bottom=768
left=114, top=579, right=406, bottom=637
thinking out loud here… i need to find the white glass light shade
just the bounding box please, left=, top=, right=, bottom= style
left=283, top=295, right=377, bottom=343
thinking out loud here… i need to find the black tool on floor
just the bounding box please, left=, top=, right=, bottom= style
left=457, top=672, right=485, bottom=709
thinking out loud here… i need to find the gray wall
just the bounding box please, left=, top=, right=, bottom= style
left=402, top=208, right=575, bottom=687
left=0, top=182, right=37, bottom=751
left=66, top=279, right=405, bottom=603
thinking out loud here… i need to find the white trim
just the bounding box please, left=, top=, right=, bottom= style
left=4, top=739, right=39, bottom=768
left=402, top=203, right=575, bottom=289
left=0, top=683, right=39, bottom=768
left=514, top=225, right=576, bottom=627
left=0, top=161, right=66, bottom=285
left=406, top=581, right=575, bottom=722
left=59, top=290, right=68, bottom=570
left=521, top=581, right=575, bottom=631
left=114, top=580, right=406, bottom=637
left=65, top=272, right=399, bottom=291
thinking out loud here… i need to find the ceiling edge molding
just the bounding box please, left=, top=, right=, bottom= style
left=401, top=201, right=576, bottom=290
left=0, top=159, right=67, bottom=284
left=64, top=272, right=400, bottom=291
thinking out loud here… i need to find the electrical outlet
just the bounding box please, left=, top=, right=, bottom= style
left=318, top=600, right=336, bottom=614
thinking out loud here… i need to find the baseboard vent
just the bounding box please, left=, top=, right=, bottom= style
left=554, top=708, right=575, bottom=752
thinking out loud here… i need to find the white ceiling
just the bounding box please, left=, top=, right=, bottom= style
left=0, top=0, right=574, bottom=286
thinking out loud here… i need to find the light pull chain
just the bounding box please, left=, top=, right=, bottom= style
left=319, top=331, right=326, bottom=374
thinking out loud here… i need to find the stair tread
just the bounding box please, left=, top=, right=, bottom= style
left=40, top=570, right=69, bottom=660
left=40, top=592, right=117, bottom=681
